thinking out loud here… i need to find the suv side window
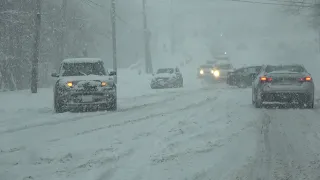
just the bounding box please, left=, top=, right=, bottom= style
left=247, top=67, right=257, bottom=74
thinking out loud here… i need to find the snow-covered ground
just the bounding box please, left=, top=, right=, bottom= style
left=1, top=64, right=320, bottom=180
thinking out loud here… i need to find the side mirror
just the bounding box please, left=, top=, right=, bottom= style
left=51, top=72, right=59, bottom=77
left=109, top=71, right=116, bottom=76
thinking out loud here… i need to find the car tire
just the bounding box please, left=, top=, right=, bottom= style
left=254, top=90, right=263, bottom=108
left=306, top=94, right=314, bottom=109
left=54, top=94, right=66, bottom=113
left=106, top=96, right=117, bottom=111
left=306, top=101, right=314, bottom=109
left=179, top=79, right=184, bottom=88
left=252, top=90, right=255, bottom=105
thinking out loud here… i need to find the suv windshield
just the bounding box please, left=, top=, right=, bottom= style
left=200, top=65, right=213, bottom=68
left=61, top=62, right=106, bottom=76
left=265, top=65, right=305, bottom=73
left=215, top=64, right=232, bottom=69
left=157, top=68, right=174, bottom=74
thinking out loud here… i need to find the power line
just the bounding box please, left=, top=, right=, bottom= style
left=222, top=0, right=313, bottom=7
left=265, top=0, right=311, bottom=4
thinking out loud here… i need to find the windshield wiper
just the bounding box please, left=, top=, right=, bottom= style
left=79, top=71, right=87, bottom=76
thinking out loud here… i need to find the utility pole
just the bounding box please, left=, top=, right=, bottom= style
left=58, top=0, right=67, bottom=68
left=170, top=0, right=175, bottom=55
left=111, top=0, right=117, bottom=83
left=31, top=0, right=41, bottom=93
left=142, top=0, right=153, bottom=74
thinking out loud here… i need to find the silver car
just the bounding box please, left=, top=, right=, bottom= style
left=252, top=64, right=314, bottom=108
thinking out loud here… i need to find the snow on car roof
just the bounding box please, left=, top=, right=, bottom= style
left=200, top=64, right=214, bottom=67
left=215, top=62, right=232, bottom=65
left=62, top=58, right=103, bottom=64
left=268, top=70, right=301, bottom=74
left=265, top=63, right=304, bottom=67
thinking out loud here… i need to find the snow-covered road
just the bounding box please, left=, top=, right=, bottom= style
left=1, top=83, right=320, bottom=180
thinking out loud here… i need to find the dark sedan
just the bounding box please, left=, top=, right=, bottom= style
left=227, top=65, right=262, bottom=88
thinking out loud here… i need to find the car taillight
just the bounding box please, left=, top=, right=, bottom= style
left=299, top=76, right=312, bottom=82
left=260, top=76, right=272, bottom=83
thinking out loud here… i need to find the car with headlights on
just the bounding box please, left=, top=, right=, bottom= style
left=252, top=64, right=314, bottom=108
left=51, top=58, right=117, bottom=113
left=211, top=62, right=234, bottom=81
left=151, top=67, right=183, bottom=89
left=197, top=64, right=215, bottom=78
left=227, top=65, right=262, bottom=88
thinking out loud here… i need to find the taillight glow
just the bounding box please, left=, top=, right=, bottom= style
left=299, top=76, right=312, bottom=82
left=260, top=77, right=267, bottom=81
left=305, top=76, right=312, bottom=81
left=260, top=76, right=272, bottom=82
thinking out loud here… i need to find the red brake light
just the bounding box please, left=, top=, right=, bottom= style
left=260, top=76, right=272, bottom=82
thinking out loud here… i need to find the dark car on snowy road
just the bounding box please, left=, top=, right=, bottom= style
left=227, top=65, right=262, bottom=88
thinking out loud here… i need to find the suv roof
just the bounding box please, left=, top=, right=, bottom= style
left=62, top=58, right=103, bottom=64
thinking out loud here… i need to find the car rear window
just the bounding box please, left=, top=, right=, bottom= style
left=265, top=65, right=305, bottom=73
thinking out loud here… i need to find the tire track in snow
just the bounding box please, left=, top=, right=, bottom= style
left=121, top=89, right=258, bottom=180
left=0, top=87, right=213, bottom=136
left=251, top=111, right=272, bottom=180
left=91, top=89, right=226, bottom=180
left=71, top=96, right=219, bottom=138
left=250, top=109, right=320, bottom=180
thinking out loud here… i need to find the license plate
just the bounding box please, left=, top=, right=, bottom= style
left=82, top=95, right=93, bottom=102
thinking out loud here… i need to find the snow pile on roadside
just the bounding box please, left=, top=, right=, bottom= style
left=117, top=68, right=154, bottom=98
left=0, top=88, right=53, bottom=115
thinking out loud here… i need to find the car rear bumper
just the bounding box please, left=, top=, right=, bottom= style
left=261, top=92, right=313, bottom=103
left=259, top=83, right=314, bottom=103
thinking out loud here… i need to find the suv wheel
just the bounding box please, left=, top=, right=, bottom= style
left=305, top=94, right=314, bottom=109
left=254, top=90, right=263, bottom=108
left=106, top=87, right=117, bottom=111
left=106, top=97, right=117, bottom=111
left=180, top=79, right=184, bottom=87
left=54, top=94, right=66, bottom=113
left=252, top=89, right=255, bottom=105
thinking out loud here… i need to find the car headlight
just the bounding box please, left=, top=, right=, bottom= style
left=101, top=81, right=107, bottom=86
left=213, top=70, right=220, bottom=77
left=66, top=82, right=73, bottom=87
left=200, top=69, right=204, bottom=75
